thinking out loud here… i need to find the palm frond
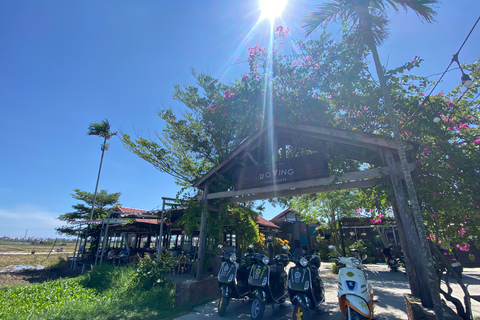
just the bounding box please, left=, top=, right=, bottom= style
left=390, top=0, right=438, bottom=23
left=87, top=118, right=117, bottom=139
left=302, top=0, right=344, bottom=37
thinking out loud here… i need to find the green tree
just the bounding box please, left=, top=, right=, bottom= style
left=291, top=190, right=361, bottom=249
left=56, top=188, right=121, bottom=237
left=302, top=0, right=443, bottom=315
left=87, top=119, right=117, bottom=221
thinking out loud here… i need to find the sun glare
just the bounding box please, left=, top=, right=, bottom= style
left=259, top=0, right=287, bottom=21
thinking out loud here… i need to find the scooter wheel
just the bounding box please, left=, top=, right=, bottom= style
left=218, top=296, right=229, bottom=317
left=293, top=304, right=311, bottom=320
left=251, top=298, right=265, bottom=320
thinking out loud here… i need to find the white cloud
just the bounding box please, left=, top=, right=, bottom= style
left=0, top=204, right=66, bottom=238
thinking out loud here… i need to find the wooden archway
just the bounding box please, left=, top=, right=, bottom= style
left=192, top=122, right=419, bottom=277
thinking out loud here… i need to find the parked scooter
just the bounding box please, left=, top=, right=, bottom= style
left=287, top=251, right=325, bottom=320
left=217, top=245, right=253, bottom=317
left=329, top=245, right=374, bottom=320
left=381, top=246, right=398, bottom=272
left=248, top=245, right=290, bottom=320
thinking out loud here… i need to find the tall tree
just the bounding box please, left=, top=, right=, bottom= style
left=87, top=119, right=117, bottom=221
left=302, top=0, right=443, bottom=316
left=56, top=188, right=121, bottom=236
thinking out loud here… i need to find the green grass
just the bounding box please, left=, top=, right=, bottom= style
left=0, top=260, right=193, bottom=320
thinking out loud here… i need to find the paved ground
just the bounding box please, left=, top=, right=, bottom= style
left=174, top=263, right=480, bottom=320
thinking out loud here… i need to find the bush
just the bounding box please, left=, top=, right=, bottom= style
left=0, top=253, right=189, bottom=320
left=0, top=278, right=104, bottom=320
left=132, top=254, right=175, bottom=291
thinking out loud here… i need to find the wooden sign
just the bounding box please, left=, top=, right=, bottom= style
left=233, top=153, right=329, bottom=190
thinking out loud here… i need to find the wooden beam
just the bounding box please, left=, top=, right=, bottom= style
left=193, top=127, right=266, bottom=188
left=206, top=163, right=415, bottom=200
left=275, top=122, right=411, bottom=152
left=225, top=178, right=389, bottom=203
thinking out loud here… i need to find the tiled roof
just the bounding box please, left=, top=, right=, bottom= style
left=257, top=216, right=279, bottom=228
left=113, top=206, right=147, bottom=213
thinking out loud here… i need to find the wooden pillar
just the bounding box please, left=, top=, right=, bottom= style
left=383, top=150, right=434, bottom=307
left=157, top=200, right=166, bottom=261
left=196, top=184, right=209, bottom=281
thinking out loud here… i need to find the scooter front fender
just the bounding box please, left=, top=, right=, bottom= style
left=291, top=293, right=311, bottom=310
left=252, top=288, right=266, bottom=303
left=342, top=294, right=371, bottom=318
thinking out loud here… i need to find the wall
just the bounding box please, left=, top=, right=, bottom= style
left=175, top=276, right=220, bottom=306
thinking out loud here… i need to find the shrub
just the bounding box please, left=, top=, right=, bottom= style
left=0, top=278, right=104, bottom=320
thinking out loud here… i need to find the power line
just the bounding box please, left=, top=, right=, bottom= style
left=409, top=15, right=480, bottom=120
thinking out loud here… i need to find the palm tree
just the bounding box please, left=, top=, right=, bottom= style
left=302, top=1, right=444, bottom=318
left=87, top=119, right=117, bottom=221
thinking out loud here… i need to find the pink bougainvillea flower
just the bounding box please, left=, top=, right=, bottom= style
left=456, top=243, right=470, bottom=251
left=423, top=147, right=429, bottom=154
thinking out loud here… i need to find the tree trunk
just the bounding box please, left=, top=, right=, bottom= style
left=89, top=137, right=107, bottom=221
left=369, top=40, right=443, bottom=319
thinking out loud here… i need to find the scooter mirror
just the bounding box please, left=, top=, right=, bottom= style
left=328, top=245, right=335, bottom=251
left=248, top=244, right=254, bottom=249
left=282, top=245, right=289, bottom=251
left=218, top=245, right=223, bottom=249
left=362, top=254, right=367, bottom=260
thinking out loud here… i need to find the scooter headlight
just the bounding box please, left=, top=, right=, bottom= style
left=230, top=253, right=237, bottom=263
left=262, top=256, right=269, bottom=265
left=300, top=257, right=308, bottom=267
left=352, top=258, right=360, bottom=267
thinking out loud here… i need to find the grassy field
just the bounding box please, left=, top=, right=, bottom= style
left=0, top=242, right=77, bottom=269
left=0, top=250, right=193, bottom=320
left=0, top=242, right=76, bottom=253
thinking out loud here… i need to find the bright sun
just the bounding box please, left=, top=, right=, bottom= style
left=259, top=0, right=287, bottom=21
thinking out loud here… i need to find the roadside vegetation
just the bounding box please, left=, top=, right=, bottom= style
left=0, top=255, right=192, bottom=320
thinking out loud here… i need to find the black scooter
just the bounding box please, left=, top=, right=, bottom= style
left=287, top=253, right=325, bottom=320
left=248, top=245, right=290, bottom=320
left=381, top=247, right=398, bottom=272
left=217, top=245, right=253, bottom=317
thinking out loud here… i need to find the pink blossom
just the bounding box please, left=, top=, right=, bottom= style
left=456, top=243, right=470, bottom=252
left=423, top=147, right=429, bottom=154
left=474, top=138, right=480, bottom=145
left=466, top=115, right=473, bottom=119
left=458, top=228, right=466, bottom=236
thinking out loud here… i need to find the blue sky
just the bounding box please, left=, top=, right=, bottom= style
left=1, top=1, right=479, bottom=239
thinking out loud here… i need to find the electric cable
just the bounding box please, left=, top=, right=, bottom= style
left=408, top=15, right=480, bottom=121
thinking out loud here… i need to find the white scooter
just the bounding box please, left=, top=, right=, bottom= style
left=328, top=245, right=374, bottom=320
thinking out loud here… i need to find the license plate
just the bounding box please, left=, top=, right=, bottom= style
left=451, top=263, right=459, bottom=267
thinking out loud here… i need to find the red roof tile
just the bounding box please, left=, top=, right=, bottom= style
left=114, top=206, right=147, bottom=213
left=257, top=216, right=279, bottom=228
